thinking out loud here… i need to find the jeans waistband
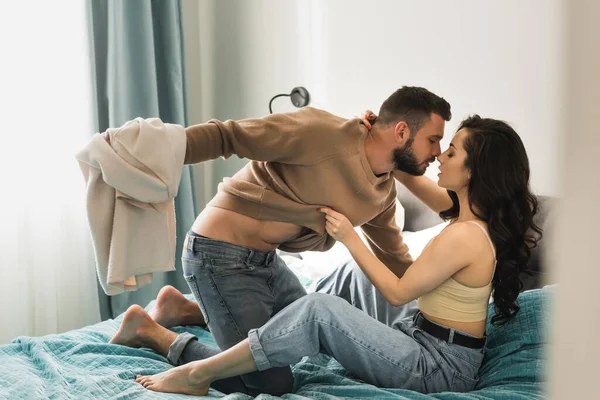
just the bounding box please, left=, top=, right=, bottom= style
left=413, top=312, right=487, bottom=349
left=184, top=231, right=276, bottom=266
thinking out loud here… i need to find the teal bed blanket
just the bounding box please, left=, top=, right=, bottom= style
left=0, top=288, right=549, bottom=399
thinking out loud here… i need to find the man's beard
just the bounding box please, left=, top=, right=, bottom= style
left=392, top=138, right=427, bottom=176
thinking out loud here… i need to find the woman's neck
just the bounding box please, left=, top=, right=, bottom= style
left=455, top=188, right=480, bottom=222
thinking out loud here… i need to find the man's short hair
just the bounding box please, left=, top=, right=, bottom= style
left=378, top=86, right=451, bottom=135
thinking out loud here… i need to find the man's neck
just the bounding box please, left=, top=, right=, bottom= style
left=364, top=128, right=393, bottom=176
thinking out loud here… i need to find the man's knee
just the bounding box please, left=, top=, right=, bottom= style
left=301, top=292, right=348, bottom=315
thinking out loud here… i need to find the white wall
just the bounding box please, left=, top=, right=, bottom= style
left=0, top=0, right=100, bottom=343
left=183, top=0, right=321, bottom=189
left=183, top=0, right=565, bottom=196
left=314, top=0, right=566, bottom=195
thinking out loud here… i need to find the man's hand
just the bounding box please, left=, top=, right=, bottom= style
left=318, top=207, right=357, bottom=244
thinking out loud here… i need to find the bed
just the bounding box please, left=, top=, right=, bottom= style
left=0, top=185, right=554, bottom=399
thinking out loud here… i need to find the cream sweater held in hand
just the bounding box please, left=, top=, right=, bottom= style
left=75, top=118, right=186, bottom=295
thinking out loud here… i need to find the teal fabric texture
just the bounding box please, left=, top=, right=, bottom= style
left=0, top=288, right=549, bottom=399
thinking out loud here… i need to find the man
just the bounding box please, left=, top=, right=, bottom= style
left=111, top=86, right=450, bottom=396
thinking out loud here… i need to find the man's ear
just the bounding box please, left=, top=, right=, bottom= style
left=394, top=121, right=410, bottom=144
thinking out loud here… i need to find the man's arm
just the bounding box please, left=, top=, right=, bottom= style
left=360, top=190, right=413, bottom=278
left=184, top=108, right=319, bottom=165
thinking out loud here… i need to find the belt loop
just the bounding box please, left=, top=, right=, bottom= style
left=448, top=329, right=455, bottom=344
left=186, top=235, right=195, bottom=252
left=413, top=311, right=421, bottom=323
left=246, top=250, right=255, bottom=266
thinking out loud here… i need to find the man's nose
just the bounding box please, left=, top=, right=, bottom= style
left=433, top=143, right=442, bottom=157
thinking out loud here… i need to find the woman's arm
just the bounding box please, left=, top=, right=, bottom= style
left=319, top=207, right=472, bottom=306
left=393, top=171, right=453, bottom=214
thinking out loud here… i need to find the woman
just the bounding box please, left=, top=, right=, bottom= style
left=113, top=114, right=541, bottom=395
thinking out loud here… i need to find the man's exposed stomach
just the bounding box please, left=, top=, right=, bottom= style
left=191, top=206, right=306, bottom=251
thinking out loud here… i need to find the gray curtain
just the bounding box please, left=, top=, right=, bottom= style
left=87, top=0, right=199, bottom=320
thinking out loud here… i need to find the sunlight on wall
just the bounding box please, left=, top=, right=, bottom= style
left=0, top=1, right=101, bottom=343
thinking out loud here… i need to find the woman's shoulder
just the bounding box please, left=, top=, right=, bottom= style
left=446, top=218, right=488, bottom=229
left=418, top=221, right=488, bottom=270
left=434, top=220, right=490, bottom=251
left=441, top=219, right=487, bottom=233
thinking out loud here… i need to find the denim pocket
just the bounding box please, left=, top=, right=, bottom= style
left=209, top=259, right=256, bottom=277
left=437, top=338, right=485, bottom=369
left=451, top=370, right=479, bottom=392
left=406, top=326, right=441, bottom=378
left=183, top=274, right=210, bottom=325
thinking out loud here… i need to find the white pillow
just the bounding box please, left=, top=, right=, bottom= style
left=402, top=221, right=449, bottom=259
left=278, top=253, right=314, bottom=288
left=394, top=198, right=405, bottom=232
left=299, top=241, right=352, bottom=280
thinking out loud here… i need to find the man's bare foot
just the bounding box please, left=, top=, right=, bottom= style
left=110, top=305, right=158, bottom=347
left=136, top=362, right=210, bottom=396
left=109, top=305, right=176, bottom=357
left=150, top=285, right=205, bottom=328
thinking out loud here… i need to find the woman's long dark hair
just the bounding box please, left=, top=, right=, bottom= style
left=439, top=115, right=542, bottom=325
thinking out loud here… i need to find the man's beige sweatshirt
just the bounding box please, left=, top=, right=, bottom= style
left=184, top=107, right=413, bottom=275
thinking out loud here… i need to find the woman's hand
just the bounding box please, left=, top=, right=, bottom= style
left=358, top=110, right=377, bottom=130
left=318, top=207, right=357, bottom=244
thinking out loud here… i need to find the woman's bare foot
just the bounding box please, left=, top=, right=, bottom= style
left=150, top=285, right=205, bottom=328
left=136, top=362, right=210, bottom=396
left=110, top=305, right=175, bottom=356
